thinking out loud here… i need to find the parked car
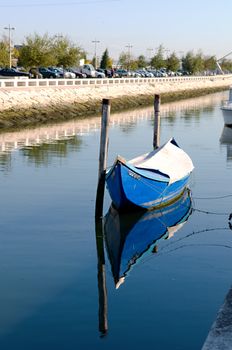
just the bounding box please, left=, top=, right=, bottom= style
left=114, top=69, right=128, bottom=78
left=0, top=68, right=31, bottom=78
left=53, top=68, right=76, bottom=79
left=79, top=64, right=105, bottom=78
left=38, top=67, right=62, bottom=79
left=103, top=69, right=113, bottom=78
left=95, top=68, right=105, bottom=78
left=67, top=68, right=87, bottom=78
left=79, top=64, right=96, bottom=78
left=29, top=68, right=43, bottom=79
left=47, top=67, right=65, bottom=78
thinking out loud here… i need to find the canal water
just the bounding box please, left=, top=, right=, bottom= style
left=0, top=91, right=231, bottom=350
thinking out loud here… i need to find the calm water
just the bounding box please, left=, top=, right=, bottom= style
left=0, top=91, right=231, bottom=350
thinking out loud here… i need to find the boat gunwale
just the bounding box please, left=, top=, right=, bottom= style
left=106, top=156, right=170, bottom=183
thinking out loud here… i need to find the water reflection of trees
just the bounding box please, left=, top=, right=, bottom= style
left=182, top=106, right=214, bottom=118
left=119, top=121, right=138, bottom=133
left=147, top=104, right=216, bottom=128
left=20, top=136, right=82, bottom=166
left=0, top=153, right=12, bottom=173
left=0, top=93, right=223, bottom=171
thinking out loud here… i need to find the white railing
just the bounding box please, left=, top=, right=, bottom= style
left=0, top=75, right=231, bottom=89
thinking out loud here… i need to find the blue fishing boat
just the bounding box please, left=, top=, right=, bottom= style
left=106, top=138, right=194, bottom=211
left=104, top=188, right=192, bottom=288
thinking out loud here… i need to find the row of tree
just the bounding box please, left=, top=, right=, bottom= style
left=117, top=45, right=232, bottom=74
left=0, top=33, right=232, bottom=74
left=0, top=33, right=85, bottom=69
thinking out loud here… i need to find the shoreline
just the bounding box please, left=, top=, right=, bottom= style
left=0, top=78, right=231, bottom=129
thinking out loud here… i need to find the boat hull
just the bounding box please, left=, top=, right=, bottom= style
left=221, top=107, right=232, bottom=126
left=106, top=160, right=191, bottom=211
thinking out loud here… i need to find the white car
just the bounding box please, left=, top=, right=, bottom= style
left=63, top=70, right=76, bottom=79
left=80, top=64, right=105, bottom=78
left=48, top=67, right=76, bottom=79
left=95, top=70, right=105, bottom=78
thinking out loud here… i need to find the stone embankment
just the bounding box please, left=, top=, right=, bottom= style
left=0, top=75, right=232, bottom=129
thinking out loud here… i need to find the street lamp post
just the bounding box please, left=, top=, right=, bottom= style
left=92, top=39, right=100, bottom=69
left=4, top=24, right=15, bottom=68
left=125, top=44, right=133, bottom=71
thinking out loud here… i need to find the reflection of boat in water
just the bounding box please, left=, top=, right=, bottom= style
left=221, top=87, right=232, bottom=126
left=104, top=188, right=192, bottom=289
left=220, top=125, right=232, bottom=162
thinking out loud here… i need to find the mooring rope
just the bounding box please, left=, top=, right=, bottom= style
left=193, top=194, right=232, bottom=200
left=192, top=207, right=232, bottom=217
left=135, top=225, right=232, bottom=267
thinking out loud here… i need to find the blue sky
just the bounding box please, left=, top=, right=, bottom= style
left=1, top=0, right=232, bottom=62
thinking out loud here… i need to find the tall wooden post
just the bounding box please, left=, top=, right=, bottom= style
left=95, top=219, right=108, bottom=336
left=153, top=94, right=160, bottom=149
left=95, top=98, right=110, bottom=219
left=94, top=99, right=110, bottom=334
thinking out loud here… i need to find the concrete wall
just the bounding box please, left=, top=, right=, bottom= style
left=0, top=75, right=232, bottom=129
left=0, top=75, right=231, bottom=112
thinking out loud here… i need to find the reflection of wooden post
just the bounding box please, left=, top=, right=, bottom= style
left=95, top=218, right=108, bottom=336
left=95, top=99, right=110, bottom=219
left=153, top=94, right=160, bottom=149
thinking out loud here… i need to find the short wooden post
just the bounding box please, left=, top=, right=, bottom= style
left=95, top=98, right=110, bottom=219
left=153, top=94, right=160, bottom=149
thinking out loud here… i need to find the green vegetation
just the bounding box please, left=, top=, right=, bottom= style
left=18, top=33, right=55, bottom=68
left=115, top=45, right=232, bottom=74
left=150, top=45, right=166, bottom=69
left=166, top=52, right=180, bottom=72
left=0, top=33, right=85, bottom=69
left=0, top=31, right=232, bottom=73
left=100, top=49, right=112, bottom=69
left=0, top=39, right=9, bottom=67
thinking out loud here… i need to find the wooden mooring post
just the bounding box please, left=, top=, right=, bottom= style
left=153, top=94, right=160, bottom=149
left=95, top=98, right=110, bottom=218
left=94, top=98, right=110, bottom=335
left=95, top=218, right=108, bottom=336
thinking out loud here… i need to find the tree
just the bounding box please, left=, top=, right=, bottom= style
left=91, top=56, right=97, bottom=69
left=182, top=52, right=194, bottom=73
left=203, top=56, right=217, bottom=71
left=0, top=35, right=19, bottom=67
left=182, top=51, right=204, bottom=74
left=0, top=39, right=9, bottom=67
left=18, top=33, right=55, bottom=68
left=220, top=59, right=232, bottom=72
left=137, top=55, right=147, bottom=68
left=118, top=51, right=130, bottom=69
left=18, top=33, right=85, bottom=68
left=100, top=49, right=111, bottom=69
left=128, top=59, right=138, bottom=71
left=150, top=45, right=165, bottom=69
left=166, top=52, right=180, bottom=72
left=194, top=52, right=204, bottom=73
left=118, top=51, right=137, bottom=70
left=52, top=35, right=85, bottom=68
